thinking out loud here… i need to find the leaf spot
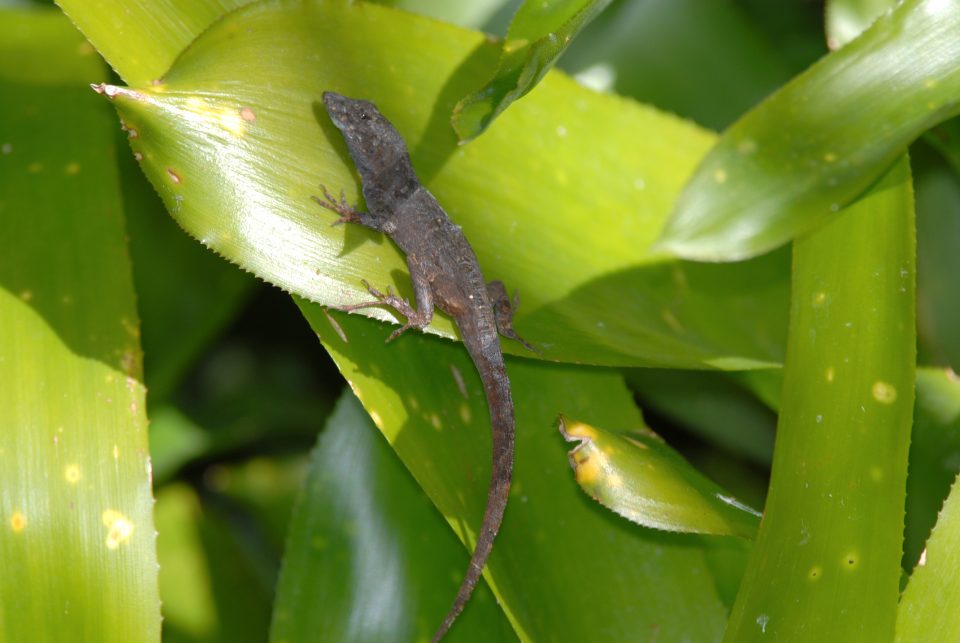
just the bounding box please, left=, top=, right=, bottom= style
left=102, top=509, right=135, bottom=549
left=10, top=511, right=26, bottom=533
left=64, top=464, right=81, bottom=484
left=871, top=381, right=896, bottom=404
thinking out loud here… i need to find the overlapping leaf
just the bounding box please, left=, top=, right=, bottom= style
left=657, top=0, right=960, bottom=261
left=451, top=0, right=613, bottom=141
left=302, top=305, right=730, bottom=641
left=90, top=0, right=789, bottom=369
left=272, top=391, right=515, bottom=642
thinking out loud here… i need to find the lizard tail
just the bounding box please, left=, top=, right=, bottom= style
left=432, top=347, right=514, bottom=642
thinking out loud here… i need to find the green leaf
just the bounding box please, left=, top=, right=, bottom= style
left=302, top=305, right=729, bottom=640
left=897, top=476, right=960, bottom=642
left=87, top=0, right=789, bottom=370
left=272, top=390, right=515, bottom=643
left=724, top=158, right=915, bottom=641
left=657, top=0, right=960, bottom=261
left=55, top=0, right=251, bottom=86
left=451, top=0, right=613, bottom=141
left=0, top=10, right=159, bottom=641
left=825, top=0, right=894, bottom=49
left=559, top=416, right=761, bottom=538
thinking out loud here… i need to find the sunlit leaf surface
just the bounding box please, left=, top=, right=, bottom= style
left=93, top=0, right=789, bottom=369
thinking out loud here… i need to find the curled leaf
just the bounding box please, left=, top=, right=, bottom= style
left=558, top=416, right=760, bottom=538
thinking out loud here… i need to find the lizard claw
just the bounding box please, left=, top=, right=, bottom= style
left=312, top=185, right=361, bottom=225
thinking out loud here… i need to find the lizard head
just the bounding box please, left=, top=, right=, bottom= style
left=322, top=92, right=411, bottom=178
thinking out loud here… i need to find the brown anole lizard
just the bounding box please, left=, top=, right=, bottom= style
left=314, top=92, right=533, bottom=641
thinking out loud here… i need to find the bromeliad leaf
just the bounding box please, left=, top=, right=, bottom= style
left=724, top=158, right=915, bottom=642
left=656, top=0, right=960, bottom=261
left=558, top=416, right=760, bottom=538
left=451, top=0, right=613, bottom=141
left=0, top=9, right=160, bottom=641
left=302, top=305, right=730, bottom=641
left=91, top=0, right=790, bottom=370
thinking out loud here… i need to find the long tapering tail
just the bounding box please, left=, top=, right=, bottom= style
left=432, top=335, right=514, bottom=642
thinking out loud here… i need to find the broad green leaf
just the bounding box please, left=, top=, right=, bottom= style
left=303, top=305, right=729, bottom=641
left=825, top=0, right=893, bottom=49
left=559, top=0, right=794, bottom=130
left=559, top=416, right=760, bottom=538
left=897, top=475, right=960, bottom=642
left=451, top=0, right=613, bottom=141
left=657, top=0, right=960, bottom=261
left=725, top=158, right=915, bottom=641
left=0, top=10, right=159, bottom=640
left=55, top=0, right=251, bottom=86
left=627, top=369, right=776, bottom=467
left=272, top=390, right=515, bottom=643
left=90, top=0, right=789, bottom=370
left=903, top=367, right=960, bottom=571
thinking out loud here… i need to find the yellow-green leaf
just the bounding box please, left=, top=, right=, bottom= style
left=559, top=416, right=760, bottom=538
left=92, top=0, right=790, bottom=370
left=0, top=10, right=160, bottom=641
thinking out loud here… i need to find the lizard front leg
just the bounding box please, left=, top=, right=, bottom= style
left=311, top=185, right=384, bottom=230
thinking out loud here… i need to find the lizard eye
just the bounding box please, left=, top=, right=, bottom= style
left=359, top=112, right=369, bottom=120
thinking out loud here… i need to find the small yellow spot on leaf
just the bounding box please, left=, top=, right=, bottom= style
left=872, top=381, right=897, bottom=404
left=10, top=511, right=26, bottom=533
left=102, top=509, right=134, bottom=549
left=823, top=152, right=837, bottom=163
left=812, top=291, right=827, bottom=306
left=825, top=367, right=835, bottom=383
left=27, top=162, right=43, bottom=173
left=112, top=444, right=120, bottom=460
left=808, top=565, right=822, bottom=581
left=65, top=464, right=81, bottom=484
left=64, top=162, right=81, bottom=175
left=19, top=290, right=33, bottom=302
left=713, top=169, right=728, bottom=184
left=459, top=402, right=472, bottom=424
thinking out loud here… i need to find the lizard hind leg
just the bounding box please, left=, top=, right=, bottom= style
left=486, top=280, right=539, bottom=355
left=339, top=280, right=431, bottom=343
